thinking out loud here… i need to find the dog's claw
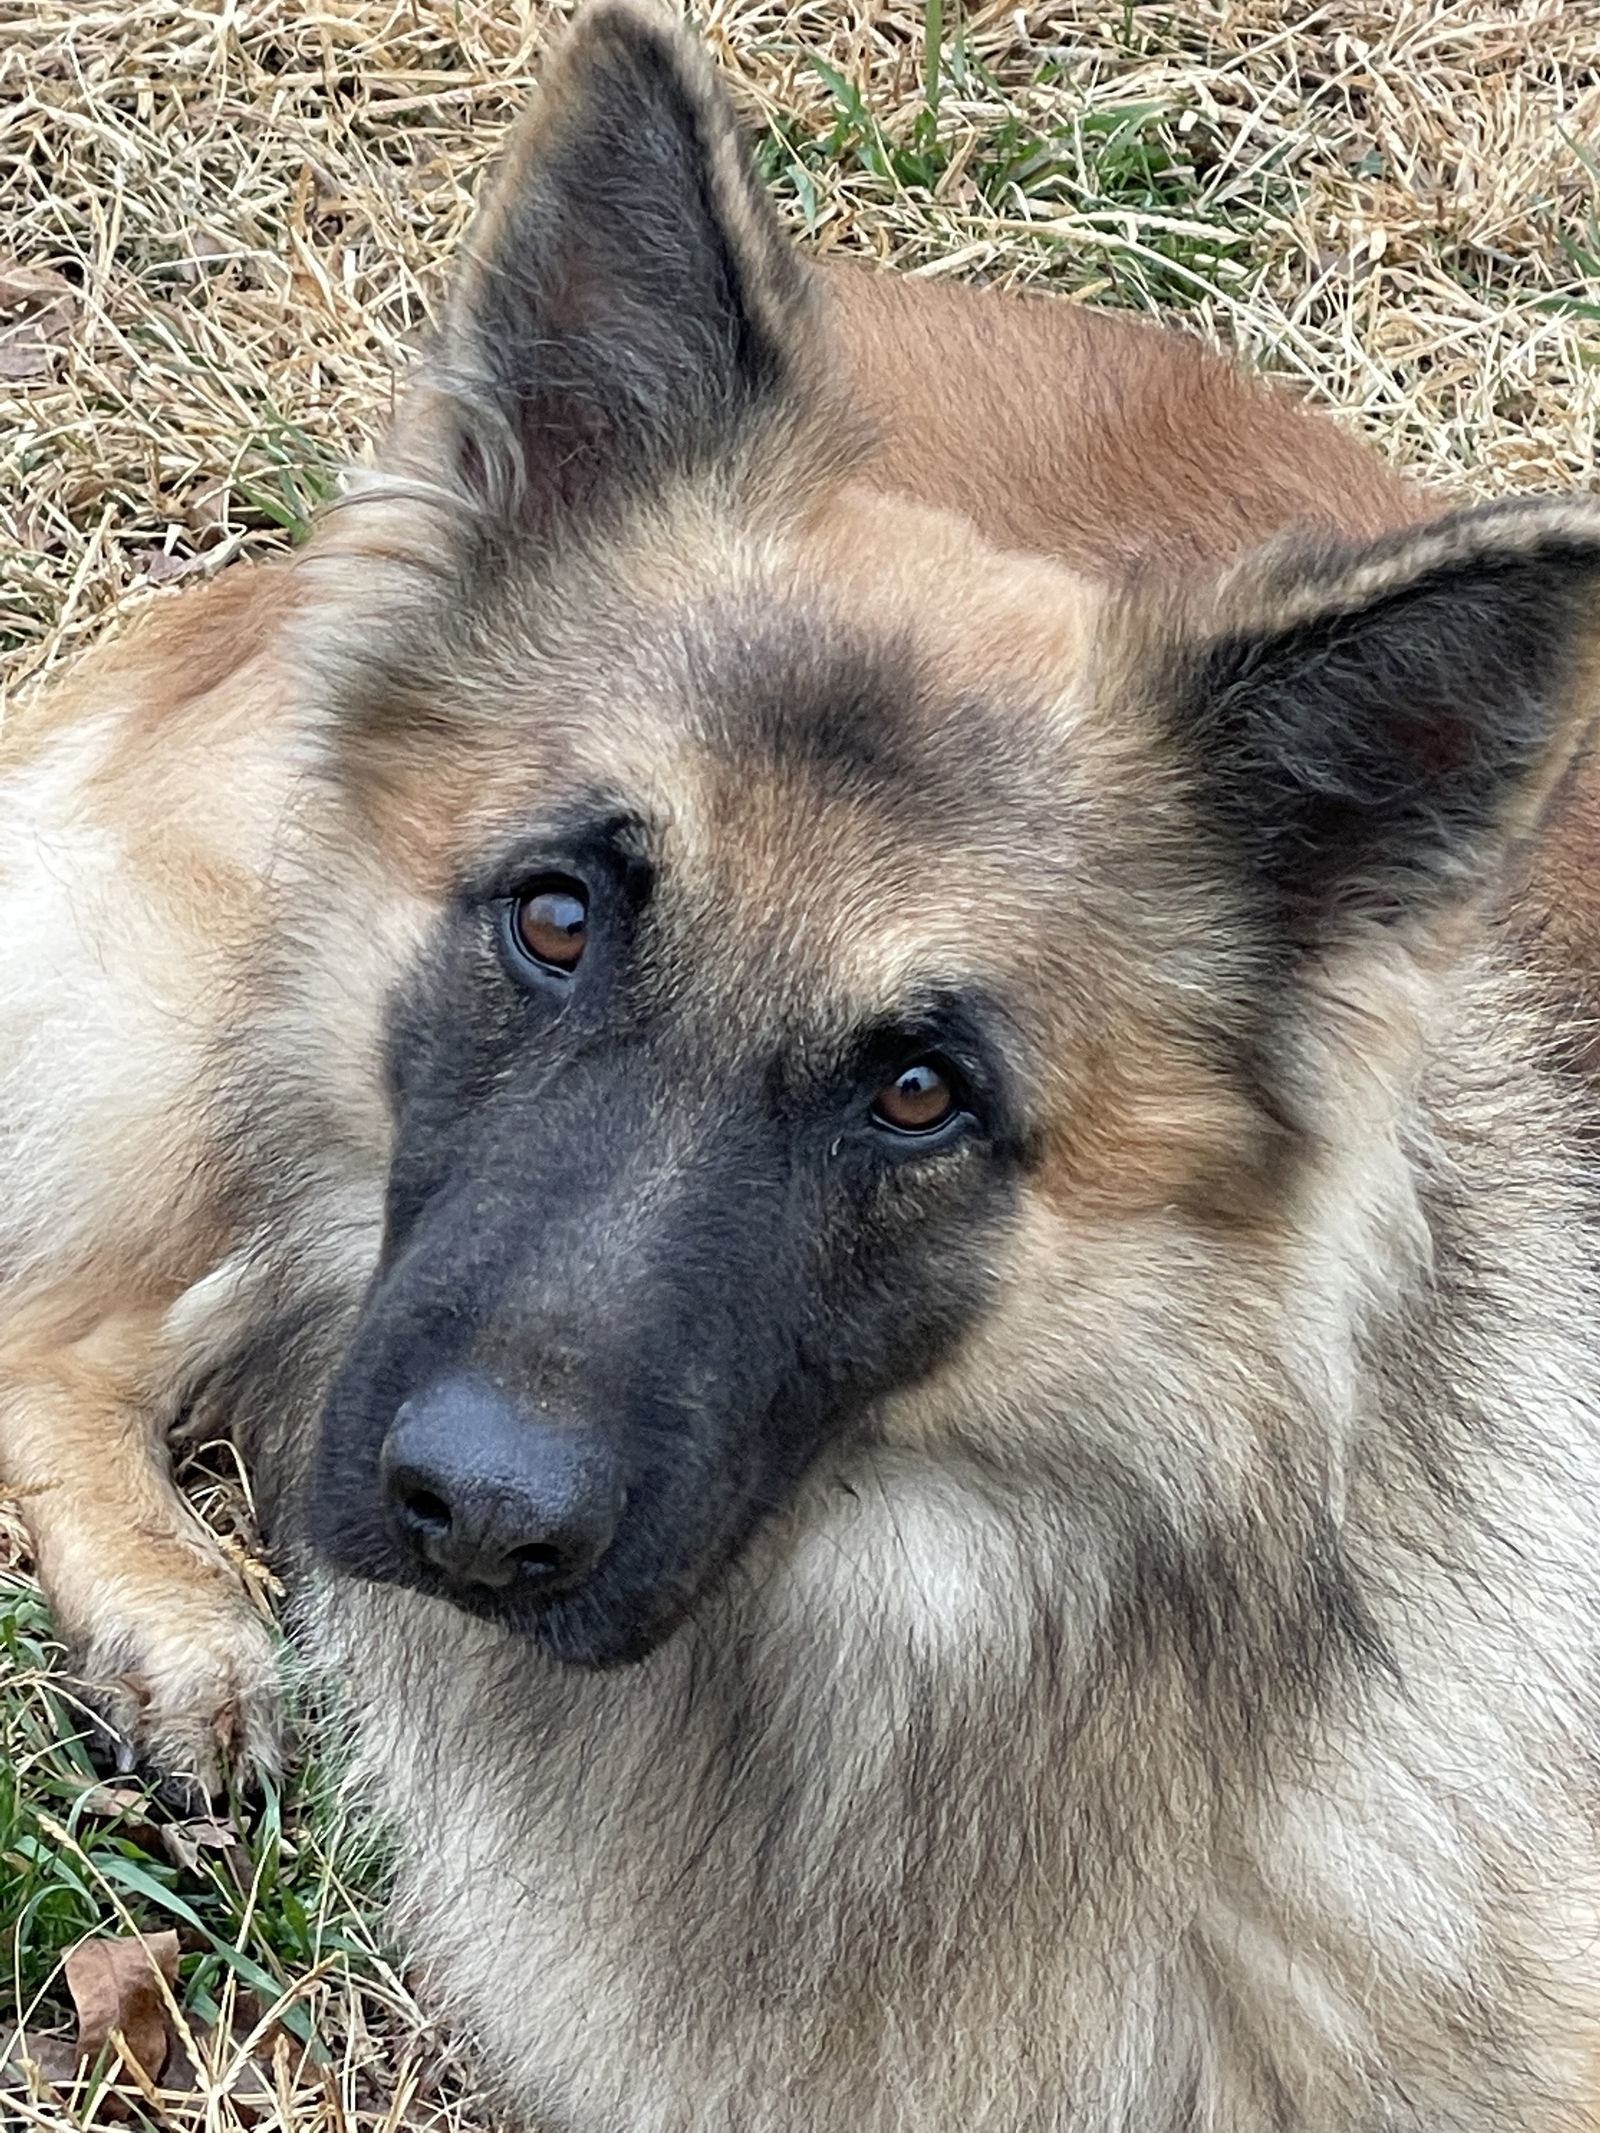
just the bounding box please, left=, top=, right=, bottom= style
left=67, top=1594, right=283, bottom=1802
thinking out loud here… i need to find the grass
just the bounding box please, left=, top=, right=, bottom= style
left=1, top=1500, right=488, bottom=2132
left=2, top=0, right=1596, bottom=707
left=1, top=0, right=1596, bottom=2125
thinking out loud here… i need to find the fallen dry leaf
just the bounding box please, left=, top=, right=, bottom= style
left=158, top=1989, right=280, bottom=2123
left=0, top=2028, right=80, bottom=2099
left=161, top=2023, right=278, bottom=2121
left=141, top=548, right=207, bottom=585
left=160, top=1810, right=247, bottom=1886
left=76, top=1783, right=148, bottom=1819
left=76, top=1782, right=165, bottom=1854
left=183, top=477, right=234, bottom=548
left=0, top=257, right=77, bottom=381
left=0, top=338, right=56, bottom=382
left=64, top=1929, right=181, bottom=2086
left=0, top=260, right=75, bottom=310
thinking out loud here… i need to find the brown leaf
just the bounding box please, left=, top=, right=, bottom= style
left=0, top=258, right=78, bottom=382
left=75, top=1783, right=165, bottom=1856
left=0, top=2028, right=80, bottom=2098
left=184, top=478, right=233, bottom=547
left=160, top=2007, right=277, bottom=2122
left=158, top=2025, right=201, bottom=2095
left=141, top=548, right=206, bottom=585
left=0, top=260, right=76, bottom=310
left=229, top=2042, right=278, bottom=2122
left=76, top=1783, right=149, bottom=1820
left=64, top=1930, right=181, bottom=2085
left=160, top=1811, right=244, bottom=1878
left=0, top=343, right=51, bottom=381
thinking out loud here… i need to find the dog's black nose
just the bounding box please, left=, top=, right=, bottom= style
left=381, top=1375, right=622, bottom=1596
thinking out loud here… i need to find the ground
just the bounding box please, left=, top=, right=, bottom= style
left=0, top=0, right=1596, bottom=2126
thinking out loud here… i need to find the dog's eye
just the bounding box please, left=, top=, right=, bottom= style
left=512, top=877, right=588, bottom=973
left=872, top=1059, right=960, bottom=1136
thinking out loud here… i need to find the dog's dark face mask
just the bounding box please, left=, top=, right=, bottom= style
left=311, top=784, right=1025, bottom=1663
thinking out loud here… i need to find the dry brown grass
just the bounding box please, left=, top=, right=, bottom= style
left=2, top=0, right=1597, bottom=710
left=1, top=1, right=1597, bottom=2127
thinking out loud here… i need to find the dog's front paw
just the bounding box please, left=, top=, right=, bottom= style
left=69, top=1581, right=284, bottom=1806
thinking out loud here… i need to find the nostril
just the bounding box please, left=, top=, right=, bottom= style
left=396, top=1481, right=451, bottom=1535
left=509, top=1540, right=566, bottom=1577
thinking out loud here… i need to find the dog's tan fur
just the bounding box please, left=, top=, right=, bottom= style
left=6, top=4, right=1600, bottom=2125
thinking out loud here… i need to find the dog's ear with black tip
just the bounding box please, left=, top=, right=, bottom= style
left=391, top=0, right=826, bottom=545
left=1170, top=497, right=1600, bottom=964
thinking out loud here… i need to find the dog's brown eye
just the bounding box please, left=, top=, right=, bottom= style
left=513, top=879, right=588, bottom=972
left=873, top=1060, right=958, bottom=1135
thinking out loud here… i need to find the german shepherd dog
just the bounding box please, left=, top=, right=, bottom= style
left=6, top=4, right=1600, bottom=2126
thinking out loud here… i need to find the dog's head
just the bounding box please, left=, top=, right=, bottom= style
left=303, top=0, right=1600, bottom=1665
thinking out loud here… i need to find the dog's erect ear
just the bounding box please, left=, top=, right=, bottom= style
left=1171, top=497, right=1600, bottom=959
left=404, top=0, right=823, bottom=540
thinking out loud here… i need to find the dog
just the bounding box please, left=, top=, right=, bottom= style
left=5, top=3, right=1600, bottom=2126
